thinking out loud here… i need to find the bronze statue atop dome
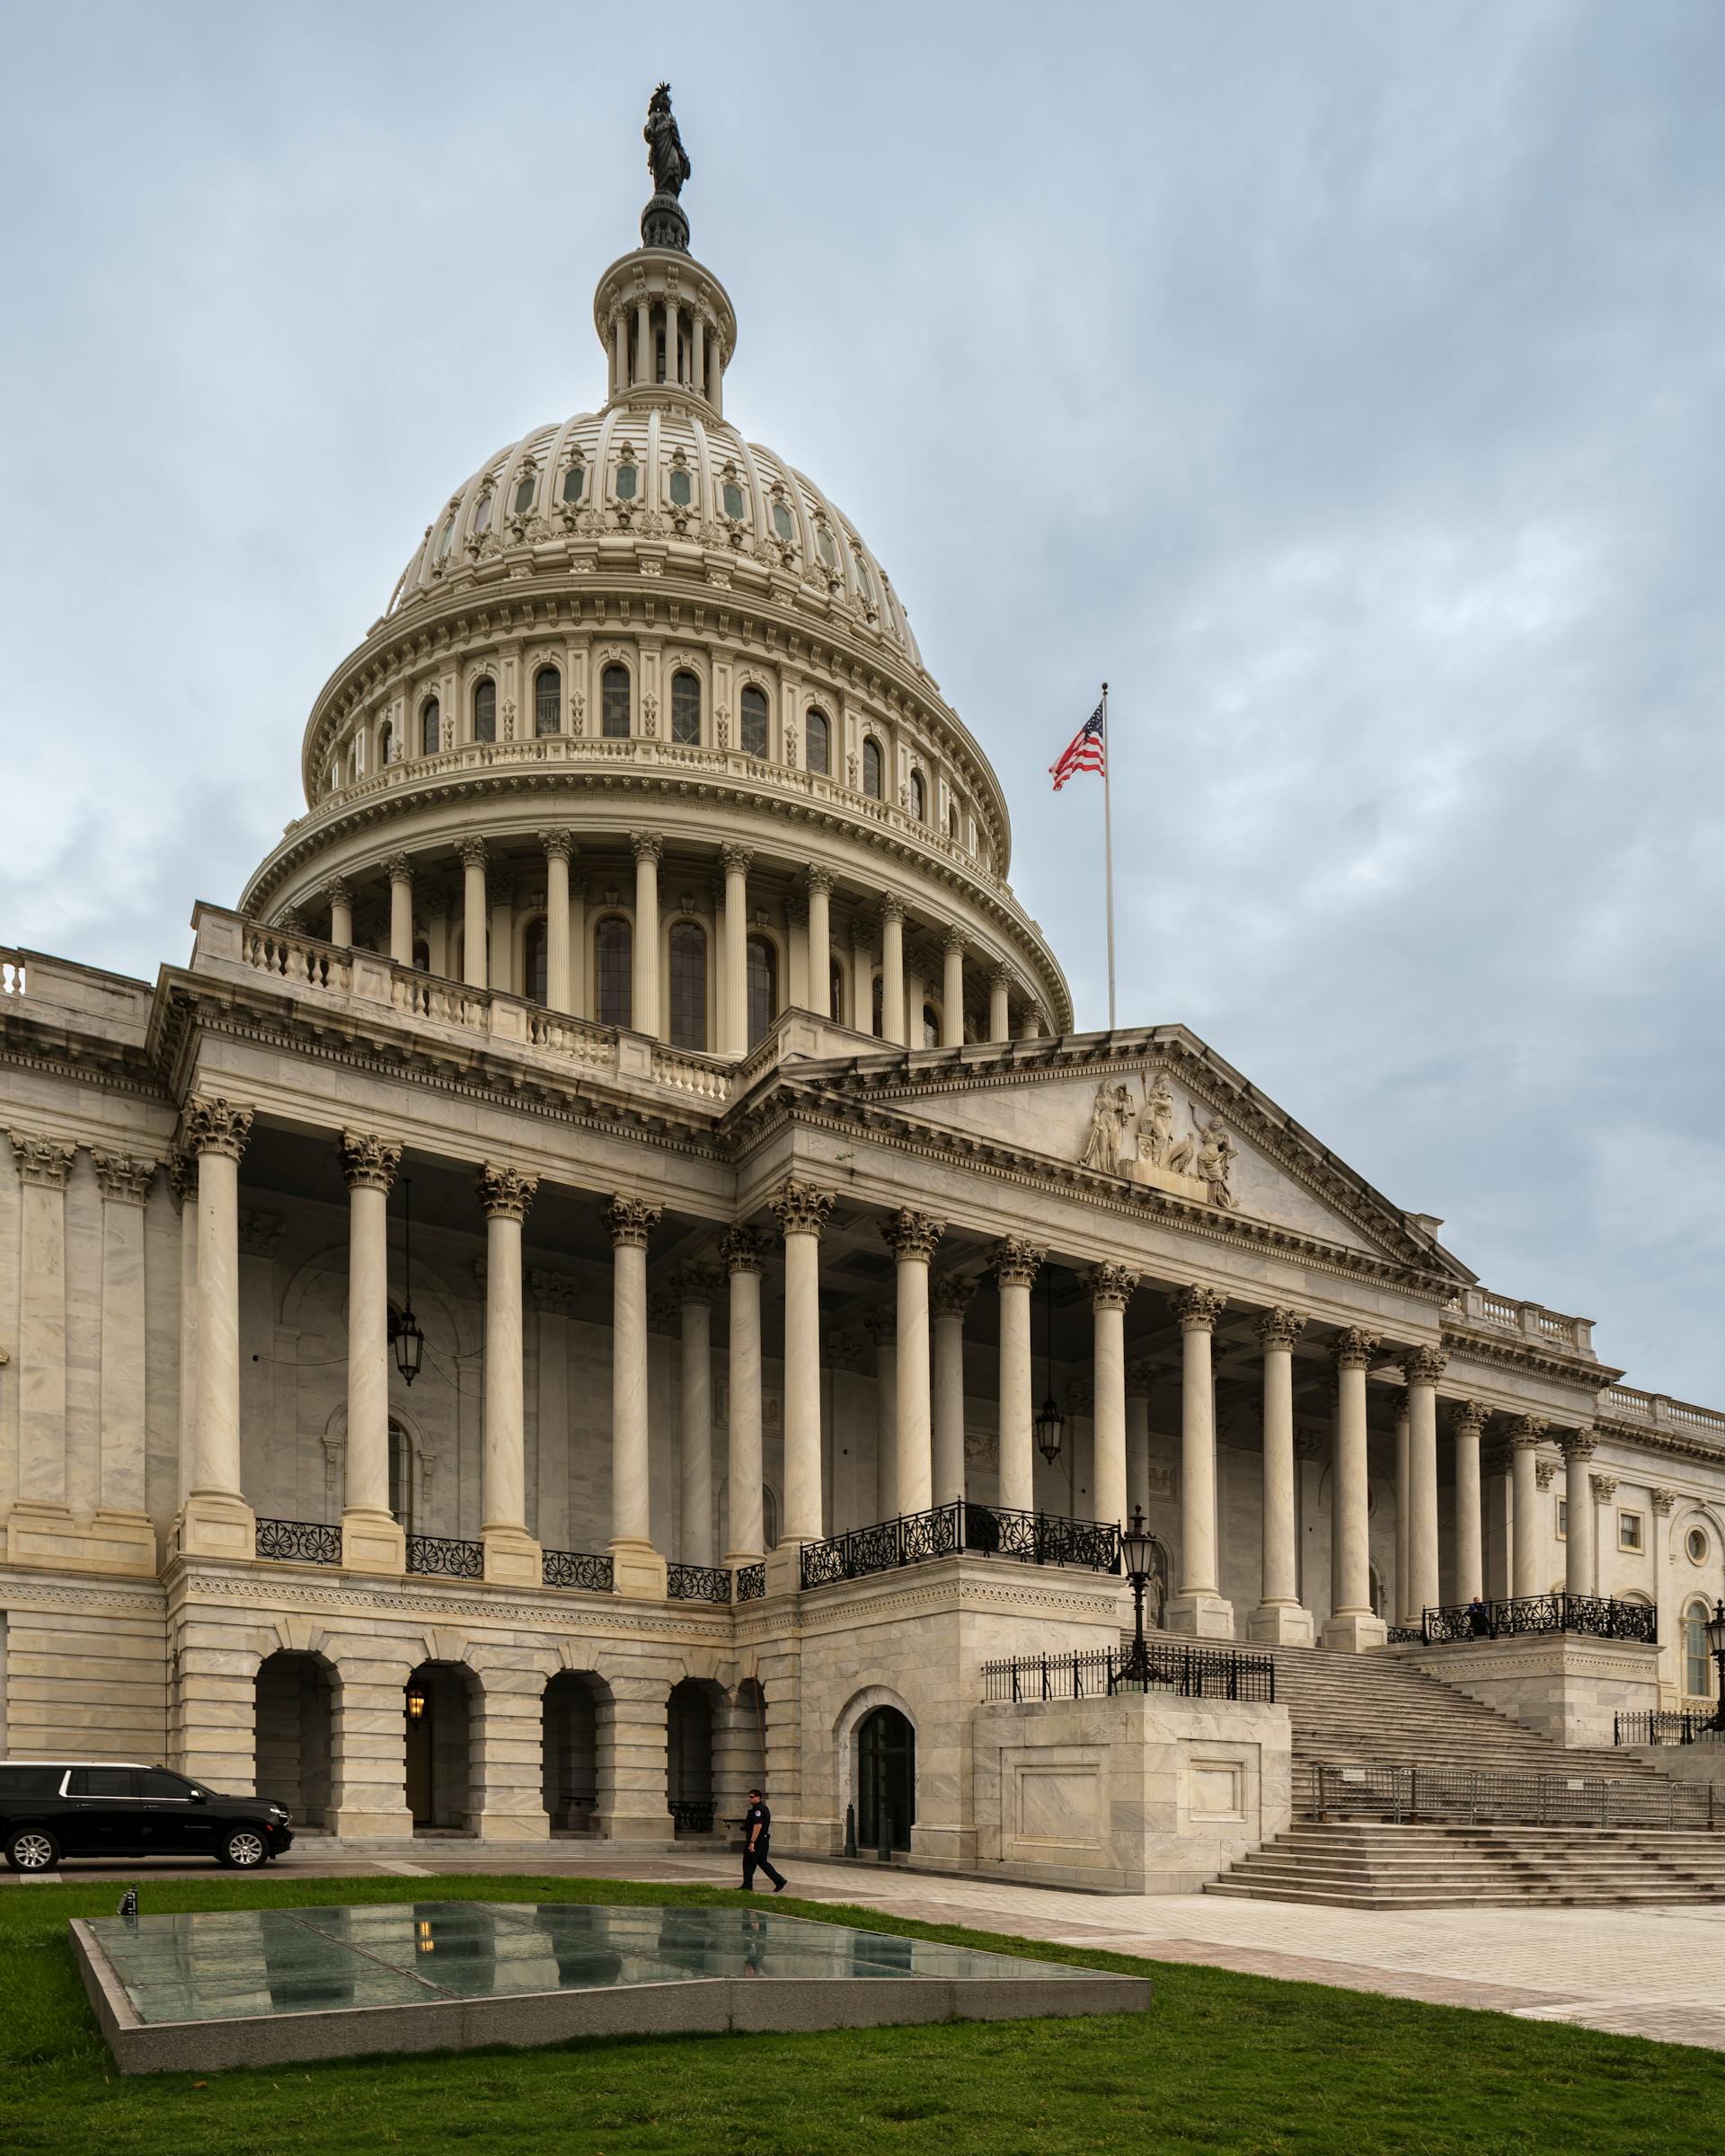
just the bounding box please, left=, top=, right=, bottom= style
left=641, top=84, right=693, bottom=251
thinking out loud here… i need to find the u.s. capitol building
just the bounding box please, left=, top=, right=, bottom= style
left=2, top=93, right=1720, bottom=1883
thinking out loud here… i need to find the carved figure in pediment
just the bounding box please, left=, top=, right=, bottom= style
left=1166, top=1125, right=1197, bottom=1177
left=1195, top=1115, right=1237, bottom=1210
left=1080, top=1080, right=1134, bottom=1175
left=1137, top=1072, right=1175, bottom=1169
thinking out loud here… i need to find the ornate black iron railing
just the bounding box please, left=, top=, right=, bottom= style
left=980, top=1644, right=1276, bottom=1704
left=668, top=1564, right=733, bottom=1604
left=668, top=1799, right=717, bottom=1833
left=736, top=1562, right=766, bottom=1604
left=1417, top=1595, right=1658, bottom=1646
left=1306, top=1760, right=1718, bottom=1829
left=1385, top=1625, right=1424, bottom=1645
left=254, top=1517, right=341, bottom=1566
left=800, top=1501, right=1121, bottom=1590
left=1614, top=1710, right=1725, bottom=1747
left=405, top=1533, right=483, bottom=1579
left=541, top=1548, right=615, bottom=1593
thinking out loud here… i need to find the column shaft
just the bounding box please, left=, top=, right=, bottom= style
left=346, top=1188, right=390, bottom=1512
left=721, top=1230, right=766, bottom=1564
left=769, top=1181, right=834, bottom=1558
left=870, top=1323, right=898, bottom=1521
left=851, top=925, right=874, bottom=1034
left=1511, top=1426, right=1544, bottom=1595
left=722, top=848, right=749, bottom=1056
left=388, top=866, right=413, bottom=965
left=1562, top=1436, right=1597, bottom=1595
left=1405, top=1349, right=1444, bottom=1618
left=880, top=906, right=906, bottom=1045
left=462, top=847, right=488, bottom=987
left=988, top=971, right=1011, bottom=1044
left=677, top=1283, right=715, bottom=1567
left=1125, top=1385, right=1151, bottom=1522
left=991, top=1241, right=1041, bottom=1515
left=885, top=1212, right=942, bottom=1515
left=1084, top=1265, right=1137, bottom=1531
left=808, top=875, right=832, bottom=1019
left=1250, top=1309, right=1308, bottom=1642
left=1452, top=1404, right=1486, bottom=1604
left=176, top=1100, right=255, bottom=1560
left=632, top=835, right=661, bottom=1038
left=475, top=1164, right=540, bottom=1586
left=931, top=1286, right=971, bottom=1508
left=942, top=937, right=965, bottom=1047
left=1176, top=1298, right=1221, bottom=1596
left=1393, top=1395, right=1411, bottom=1623
left=544, top=839, right=571, bottom=1011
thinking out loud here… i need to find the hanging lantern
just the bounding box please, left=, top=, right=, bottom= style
left=1034, top=1392, right=1066, bottom=1465
left=404, top=1681, right=427, bottom=1722
left=393, top=1173, right=424, bottom=1385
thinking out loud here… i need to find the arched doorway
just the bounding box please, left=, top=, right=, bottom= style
left=668, top=1678, right=720, bottom=1834
left=404, top=1662, right=475, bottom=1833
left=542, top=1671, right=603, bottom=1834
left=254, top=1652, right=334, bottom=1826
left=857, top=1706, right=915, bottom=1853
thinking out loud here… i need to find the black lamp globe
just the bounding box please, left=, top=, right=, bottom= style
left=392, top=1303, right=425, bottom=1386
left=1034, top=1393, right=1066, bottom=1466
left=1708, top=1601, right=1725, bottom=1659
left=1122, top=1505, right=1153, bottom=1585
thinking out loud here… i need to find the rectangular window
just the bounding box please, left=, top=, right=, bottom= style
left=1555, top=1499, right=1567, bottom=1540
left=1618, top=1511, right=1643, bottom=1551
left=68, top=1766, right=136, bottom=1798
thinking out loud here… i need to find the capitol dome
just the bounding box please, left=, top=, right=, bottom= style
left=240, top=121, right=1072, bottom=1056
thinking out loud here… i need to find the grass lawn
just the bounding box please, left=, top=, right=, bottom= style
left=0, top=1871, right=1718, bottom=2156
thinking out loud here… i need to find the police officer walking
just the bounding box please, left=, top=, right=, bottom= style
left=741, top=1787, right=787, bottom=1893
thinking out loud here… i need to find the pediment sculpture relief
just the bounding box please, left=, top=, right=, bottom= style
left=1079, top=1073, right=1236, bottom=1209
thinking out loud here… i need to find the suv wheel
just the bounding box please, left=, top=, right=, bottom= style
left=5, top=1828, right=60, bottom=1872
left=217, top=1826, right=269, bottom=1869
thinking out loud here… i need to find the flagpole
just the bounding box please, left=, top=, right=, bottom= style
left=1101, top=680, right=1116, bottom=1031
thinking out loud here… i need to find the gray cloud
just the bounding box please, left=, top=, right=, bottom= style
left=3, top=2, right=1721, bottom=1397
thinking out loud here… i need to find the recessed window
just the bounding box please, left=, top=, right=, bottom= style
left=818, top=528, right=838, bottom=570
left=420, top=697, right=440, bottom=756
left=513, top=472, right=536, bottom=516
left=1619, top=1511, right=1643, bottom=1552
left=523, top=917, right=548, bottom=1006
left=722, top=481, right=746, bottom=522
left=671, top=670, right=702, bottom=746
left=1688, top=1527, right=1710, bottom=1565
left=473, top=679, right=496, bottom=743
left=436, top=512, right=457, bottom=559
left=596, top=917, right=632, bottom=1029
left=804, top=709, right=830, bottom=775
left=921, top=1003, right=939, bottom=1049
left=747, top=934, right=777, bottom=1048
left=829, top=959, right=845, bottom=1022
left=1685, top=1600, right=1712, bottom=1695
left=862, top=737, right=883, bottom=800
left=601, top=665, right=631, bottom=739
left=535, top=667, right=561, bottom=738
left=740, top=685, right=769, bottom=759
left=669, top=469, right=693, bottom=508
left=615, top=464, right=638, bottom=501
left=1556, top=1499, right=1567, bottom=1541
left=948, top=803, right=960, bottom=839
left=909, top=770, right=926, bottom=821
left=562, top=464, right=585, bottom=505
left=473, top=490, right=493, bottom=534
left=379, top=720, right=395, bottom=765
left=852, top=549, right=871, bottom=598
left=669, top=921, right=707, bottom=1051
left=772, top=501, right=795, bottom=545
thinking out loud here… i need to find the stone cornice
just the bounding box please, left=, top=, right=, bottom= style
left=1439, top=1319, right=1623, bottom=1390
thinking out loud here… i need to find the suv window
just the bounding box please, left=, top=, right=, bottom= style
left=0, top=1766, right=62, bottom=1798
left=68, top=1768, right=136, bottom=1798
left=137, top=1769, right=196, bottom=1799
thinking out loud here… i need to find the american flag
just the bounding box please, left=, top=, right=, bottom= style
left=1050, top=701, right=1106, bottom=791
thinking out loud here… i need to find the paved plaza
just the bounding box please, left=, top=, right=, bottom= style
left=13, top=1842, right=1725, bottom=2054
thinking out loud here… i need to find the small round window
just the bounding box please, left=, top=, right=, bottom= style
left=722, top=482, right=746, bottom=521
left=562, top=464, right=585, bottom=504
left=615, top=464, right=638, bottom=501
left=772, top=501, right=795, bottom=544
left=513, top=473, right=536, bottom=516
left=1688, top=1528, right=1710, bottom=1565
left=669, top=469, right=693, bottom=508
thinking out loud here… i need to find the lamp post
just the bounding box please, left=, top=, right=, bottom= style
left=1122, top=1505, right=1154, bottom=1683
left=1707, top=1601, right=1725, bottom=1732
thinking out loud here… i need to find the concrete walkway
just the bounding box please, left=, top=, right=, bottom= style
left=15, top=1841, right=1725, bottom=2053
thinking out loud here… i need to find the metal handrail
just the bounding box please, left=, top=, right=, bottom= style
left=800, top=1500, right=1121, bottom=1590
left=1416, top=1595, right=1658, bottom=1646
left=254, top=1517, right=341, bottom=1566
left=979, top=1644, right=1275, bottom=1705
left=1614, top=1710, right=1725, bottom=1747
left=1306, top=1760, right=1716, bottom=1829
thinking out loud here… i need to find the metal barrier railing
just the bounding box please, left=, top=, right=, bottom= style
left=1416, top=1595, right=1658, bottom=1646
left=981, top=1644, right=1276, bottom=1705
left=1305, top=1761, right=1717, bottom=1828
left=801, top=1500, right=1121, bottom=1590
left=1614, top=1710, right=1725, bottom=1747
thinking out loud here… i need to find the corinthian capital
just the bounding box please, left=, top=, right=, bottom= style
left=9, top=1131, right=76, bottom=1188
left=630, top=831, right=664, bottom=867
left=456, top=835, right=489, bottom=870
left=384, top=853, right=413, bottom=886
left=988, top=1235, right=1045, bottom=1290
left=1258, top=1306, right=1306, bottom=1354
left=720, top=843, right=754, bottom=879
left=1508, top=1414, right=1549, bottom=1451
left=929, top=1273, right=977, bottom=1321
left=769, top=1178, right=835, bottom=1238
left=1330, top=1325, right=1378, bottom=1371
left=1401, top=1345, right=1448, bottom=1387
left=1172, top=1285, right=1227, bottom=1334
left=719, top=1224, right=770, bottom=1275
left=477, top=1162, right=539, bottom=1222
left=880, top=1207, right=944, bottom=1263
left=339, top=1129, right=402, bottom=1193
left=1084, top=1261, right=1139, bottom=1312
left=601, top=1193, right=661, bottom=1248
left=805, top=866, right=836, bottom=897
left=91, top=1151, right=158, bottom=1205
left=539, top=828, right=576, bottom=862
left=674, top=1263, right=721, bottom=1306
left=1451, top=1400, right=1491, bottom=1439
left=183, top=1097, right=253, bottom=1162
left=1557, top=1428, right=1597, bottom=1464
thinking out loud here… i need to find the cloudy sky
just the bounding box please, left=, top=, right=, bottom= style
left=4, top=4, right=1722, bottom=1401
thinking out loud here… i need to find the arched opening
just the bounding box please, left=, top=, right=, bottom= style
left=920, top=1002, right=940, bottom=1049
left=379, top=719, right=395, bottom=766
left=829, top=959, right=845, bottom=1025
left=472, top=678, right=497, bottom=743
left=534, top=666, right=562, bottom=737
left=871, top=973, right=884, bottom=1035
left=668, top=1678, right=720, bottom=1835
left=857, top=1706, right=915, bottom=1853
left=671, top=669, right=703, bottom=746
left=948, top=802, right=960, bottom=840
left=1685, top=1599, right=1713, bottom=1698
left=542, top=1670, right=604, bottom=1835
left=386, top=1418, right=414, bottom=1529
left=669, top=920, right=707, bottom=1050
left=740, top=685, right=769, bottom=759
left=411, top=938, right=430, bottom=973
left=404, top=1662, right=476, bottom=1833
left=523, top=916, right=548, bottom=1006
left=595, top=916, right=632, bottom=1028
left=746, top=934, right=777, bottom=1049
left=909, top=770, right=925, bottom=820
left=805, top=708, right=830, bottom=774
left=254, top=1652, right=335, bottom=1828
left=862, top=736, right=883, bottom=799
left=601, top=664, right=631, bottom=738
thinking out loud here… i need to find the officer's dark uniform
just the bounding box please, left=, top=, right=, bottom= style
left=741, top=1797, right=786, bottom=1892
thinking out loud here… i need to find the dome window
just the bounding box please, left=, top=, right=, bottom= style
left=771, top=501, right=795, bottom=545
left=596, top=917, right=632, bottom=1029
left=671, top=670, right=702, bottom=746
left=740, top=685, right=769, bottom=759
left=379, top=720, right=395, bottom=765
left=862, top=737, right=884, bottom=800
left=615, top=463, right=638, bottom=502
left=473, top=679, right=497, bottom=743
left=669, top=921, right=708, bottom=1051
left=852, top=549, right=872, bottom=599
left=562, top=464, right=585, bottom=505
left=535, top=667, right=562, bottom=738
left=513, top=473, right=537, bottom=517
left=601, top=665, right=631, bottom=739
left=473, top=490, right=494, bottom=534
left=523, top=916, right=548, bottom=1006
left=747, top=934, right=778, bottom=1048
left=818, top=528, right=838, bottom=571
left=668, top=468, right=694, bottom=508
left=435, top=513, right=457, bottom=560
left=804, top=709, right=830, bottom=775
left=722, top=481, right=746, bottom=522
left=420, top=697, right=440, bottom=756
left=909, top=771, right=926, bottom=821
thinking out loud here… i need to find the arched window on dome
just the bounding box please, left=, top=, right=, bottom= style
left=513, top=470, right=537, bottom=517
left=804, top=709, right=830, bottom=775
left=379, top=719, right=395, bottom=766
left=669, top=921, right=708, bottom=1051
left=435, top=511, right=457, bottom=560
left=601, top=665, right=631, bottom=739
left=595, top=917, right=632, bottom=1029
left=671, top=671, right=702, bottom=747
left=909, top=770, right=926, bottom=821
left=817, top=527, right=838, bottom=571
left=473, top=679, right=497, bottom=744
left=561, top=462, right=585, bottom=506
left=740, top=685, right=769, bottom=760
left=1685, top=1599, right=1713, bottom=1697
left=472, top=489, right=493, bottom=534
left=922, top=1003, right=940, bottom=1049
left=722, top=480, right=746, bottom=523
left=522, top=916, right=548, bottom=1006
left=948, top=801, right=960, bottom=841
left=668, top=466, right=694, bottom=509
left=420, top=697, right=440, bottom=757
left=535, top=667, right=561, bottom=738
left=829, top=959, right=846, bottom=1026
left=747, top=934, right=777, bottom=1049
left=862, top=737, right=884, bottom=800
left=615, top=460, right=638, bottom=502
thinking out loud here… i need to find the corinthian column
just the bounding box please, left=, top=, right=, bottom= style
left=89, top=1150, right=157, bottom=1572
left=5, top=1132, right=78, bottom=1565
left=1166, top=1286, right=1233, bottom=1638
left=1402, top=1346, right=1446, bottom=1621
left=806, top=869, right=834, bottom=1019
left=941, top=928, right=965, bottom=1048
left=989, top=1236, right=1044, bottom=1514
left=930, top=1275, right=974, bottom=1507
left=1322, top=1327, right=1385, bottom=1650
left=721, top=844, right=751, bottom=1056
left=603, top=1194, right=666, bottom=1598
left=768, top=1180, right=834, bottom=1575
left=1450, top=1401, right=1488, bottom=1605
left=325, top=877, right=353, bottom=950
left=541, top=831, right=573, bottom=1012
left=458, top=836, right=489, bottom=988
left=1560, top=1429, right=1598, bottom=1596
left=1249, top=1306, right=1313, bottom=1645
left=474, top=1162, right=541, bottom=1586
left=880, top=898, right=907, bottom=1046
left=179, top=1097, right=256, bottom=1560
left=721, top=1227, right=768, bottom=1566
left=988, top=968, right=1012, bottom=1045
left=339, top=1130, right=406, bottom=1573
left=1084, top=1263, right=1138, bottom=1533
left=882, top=1208, right=943, bottom=1515
left=631, top=833, right=662, bottom=1039
left=385, top=854, right=414, bottom=966
left=675, top=1265, right=719, bottom=1568
left=1509, top=1416, right=1548, bottom=1596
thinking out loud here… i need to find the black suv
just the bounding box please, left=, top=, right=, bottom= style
left=0, top=1762, right=293, bottom=1871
